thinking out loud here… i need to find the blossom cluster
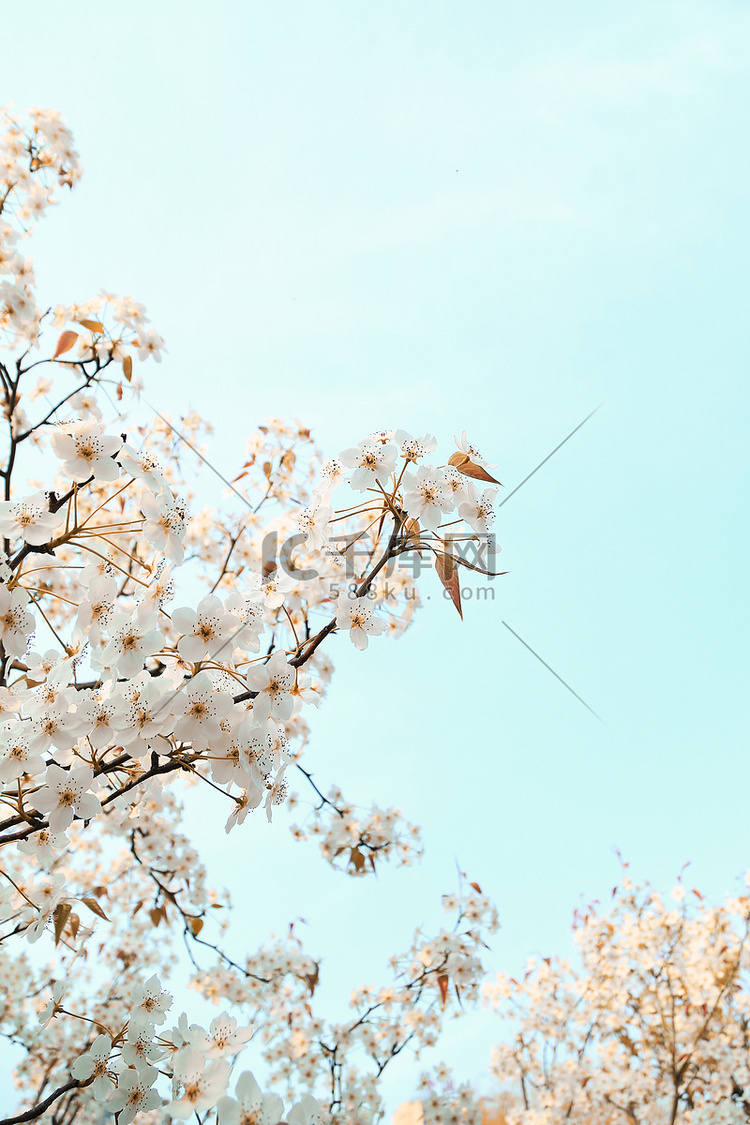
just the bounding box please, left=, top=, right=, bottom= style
left=0, top=107, right=502, bottom=1123
left=189, top=888, right=499, bottom=1122
left=289, top=785, right=423, bottom=874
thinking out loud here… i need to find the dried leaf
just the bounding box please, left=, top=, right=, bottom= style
left=404, top=518, right=421, bottom=550
left=453, top=554, right=507, bottom=578
left=303, top=962, right=320, bottom=996
left=448, top=452, right=470, bottom=468
left=53, top=330, right=78, bottom=359
left=437, top=974, right=450, bottom=1009
left=349, top=847, right=366, bottom=872
left=77, top=318, right=104, bottom=333
left=68, top=912, right=80, bottom=940
left=456, top=460, right=502, bottom=485
left=122, top=354, right=133, bottom=382
left=469, top=882, right=482, bottom=894
left=82, top=896, right=110, bottom=921
left=188, top=917, right=204, bottom=936
left=149, top=907, right=163, bottom=928
left=435, top=551, right=462, bottom=619
left=262, top=461, right=272, bottom=480
left=53, top=902, right=72, bottom=945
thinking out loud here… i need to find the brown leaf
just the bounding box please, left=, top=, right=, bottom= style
left=53, top=330, right=78, bottom=359
left=349, top=847, right=366, bottom=872
left=435, top=551, right=462, bottom=619
left=122, top=354, right=133, bottom=382
left=437, top=974, right=450, bottom=1009
left=469, top=882, right=482, bottom=893
left=448, top=452, right=470, bottom=468
left=456, top=460, right=502, bottom=485
left=303, top=962, right=320, bottom=996
left=404, top=518, right=421, bottom=550
left=68, top=912, right=80, bottom=940
left=77, top=318, right=104, bottom=333
left=262, top=461, right=272, bottom=480
left=53, top=902, right=72, bottom=945
left=82, top=896, right=110, bottom=921
left=149, top=907, right=163, bottom=927
left=188, top=917, right=204, bottom=936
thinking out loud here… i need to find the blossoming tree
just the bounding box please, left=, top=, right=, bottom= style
left=0, top=107, right=502, bottom=1124
left=484, top=862, right=750, bottom=1125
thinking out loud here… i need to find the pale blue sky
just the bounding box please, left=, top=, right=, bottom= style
left=3, top=0, right=750, bottom=1112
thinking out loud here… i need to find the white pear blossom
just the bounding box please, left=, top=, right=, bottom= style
left=340, top=439, right=398, bottom=492
left=70, top=1033, right=113, bottom=1102
left=200, top=1012, right=254, bottom=1058
left=0, top=583, right=35, bottom=656
left=31, top=764, right=101, bottom=833
left=172, top=594, right=241, bottom=663
left=0, top=727, right=44, bottom=782
left=395, top=430, right=437, bottom=462
left=0, top=491, right=62, bottom=545
left=171, top=672, right=233, bottom=750
left=312, top=456, right=344, bottom=500
left=402, top=467, right=454, bottom=532
left=37, top=980, right=64, bottom=1028
left=295, top=504, right=332, bottom=551
left=458, top=484, right=498, bottom=533
left=454, top=429, right=496, bottom=469
left=49, top=418, right=123, bottom=482
left=141, top=490, right=188, bottom=562
left=134, top=326, right=166, bottom=362
left=106, top=1065, right=161, bottom=1122
left=98, top=609, right=164, bottom=677
left=335, top=591, right=385, bottom=651
left=217, top=1071, right=284, bottom=1125
left=118, top=442, right=167, bottom=490
left=245, top=650, right=295, bottom=722
left=75, top=574, right=117, bottom=645
left=128, top=973, right=173, bottom=1030
left=165, top=1047, right=231, bottom=1118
